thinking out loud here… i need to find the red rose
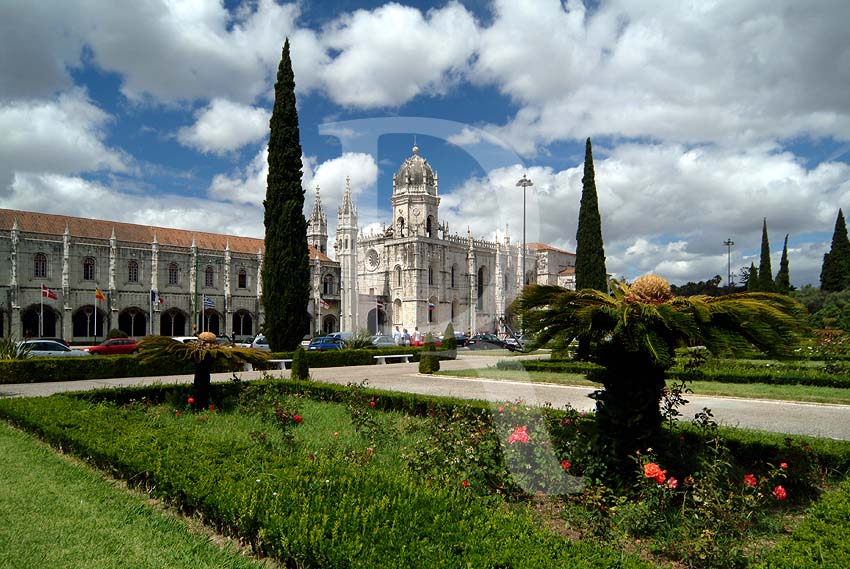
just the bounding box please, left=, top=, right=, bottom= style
left=293, top=414, right=302, bottom=423
left=780, top=462, right=788, bottom=469
left=370, top=401, right=376, bottom=407
left=209, top=404, right=215, bottom=411
left=743, top=474, right=757, bottom=487
left=772, top=485, right=787, bottom=500
left=187, top=397, right=195, bottom=405
left=561, top=460, right=571, bottom=471
left=462, top=480, right=469, bottom=488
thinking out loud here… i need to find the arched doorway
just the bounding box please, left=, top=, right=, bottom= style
left=322, top=315, right=336, bottom=335
left=366, top=308, right=387, bottom=334
left=118, top=307, right=147, bottom=337
left=232, top=310, right=253, bottom=340
left=0, top=311, right=5, bottom=337
left=428, top=296, right=438, bottom=324
left=393, top=299, right=402, bottom=325
left=202, top=310, right=221, bottom=335
left=22, top=306, right=59, bottom=338
left=477, top=266, right=488, bottom=310
left=160, top=309, right=187, bottom=337
left=71, top=306, right=106, bottom=339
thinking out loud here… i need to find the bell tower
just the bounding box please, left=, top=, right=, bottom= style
left=307, top=185, right=328, bottom=253
left=390, top=144, right=440, bottom=238
left=336, top=176, right=359, bottom=331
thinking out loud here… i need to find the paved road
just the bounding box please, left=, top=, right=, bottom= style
left=2, top=353, right=849, bottom=441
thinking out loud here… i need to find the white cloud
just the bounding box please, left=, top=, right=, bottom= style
left=178, top=98, right=269, bottom=155
left=0, top=89, right=127, bottom=191
left=319, top=2, right=478, bottom=107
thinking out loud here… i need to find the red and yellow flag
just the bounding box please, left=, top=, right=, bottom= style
left=95, top=288, right=106, bottom=301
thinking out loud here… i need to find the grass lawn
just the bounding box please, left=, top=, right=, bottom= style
left=439, top=367, right=850, bottom=405
left=0, top=422, right=269, bottom=569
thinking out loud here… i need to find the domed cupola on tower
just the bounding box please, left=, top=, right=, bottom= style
left=391, top=144, right=441, bottom=239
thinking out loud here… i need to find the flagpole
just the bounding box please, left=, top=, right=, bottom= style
left=94, top=295, right=97, bottom=342
left=40, top=286, right=43, bottom=337
left=149, top=291, right=153, bottom=336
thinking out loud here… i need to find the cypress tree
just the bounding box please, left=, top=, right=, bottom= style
left=775, top=234, right=791, bottom=294
left=575, top=137, right=608, bottom=291
left=820, top=209, right=850, bottom=292
left=747, top=263, right=759, bottom=291
left=262, top=39, right=310, bottom=351
left=757, top=218, right=775, bottom=292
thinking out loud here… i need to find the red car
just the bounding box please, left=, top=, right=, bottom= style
left=411, top=336, right=442, bottom=347
left=85, top=338, right=140, bottom=355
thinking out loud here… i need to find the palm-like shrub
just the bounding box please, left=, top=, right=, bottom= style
left=515, top=275, right=807, bottom=478
left=138, top=333, right=269, bottom=408
left=0, top=336, right=32, bottom=360
left=342, top=329, right=375, bottom=350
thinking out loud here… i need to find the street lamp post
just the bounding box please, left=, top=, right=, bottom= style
left=515, top=174, right=534, bottom=292
left=724, top=238, right=735, bottom=290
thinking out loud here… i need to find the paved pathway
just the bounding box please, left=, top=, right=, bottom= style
left=2, top=353, right=849, bottom=441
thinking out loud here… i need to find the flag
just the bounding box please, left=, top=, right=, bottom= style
left=95, top=288, right=106, bottom=301
left=151, top=290, right=164, bottom=305
left=428, top=302, right=435, bottom=311
left=203, top=295, right=214, bottom=309
left=376, top=299, right=385, bottom=309
left=320, top=299, right=330, bottom=309
left=41, top=284, right=57, bottom=300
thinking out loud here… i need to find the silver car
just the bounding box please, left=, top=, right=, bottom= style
left=251, top=335, right=270, bottom=352
left=19, top=340, right=90, bottom=357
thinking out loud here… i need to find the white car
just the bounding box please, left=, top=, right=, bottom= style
left=171, top=336, right=199, bottom=344
left=251, top=335, right=270, bottom=352
left=19, top=340, right=90, bottom=357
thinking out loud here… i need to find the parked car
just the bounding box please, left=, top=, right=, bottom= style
left=450, top=332, right=469, bottom=347
left=236, top=337, right=255, bottom=348
left=19, top=339, right=90, bottom=357
left=307, top=336, right=343, bottom=351
left=466, top=334, right=506, bottom=350
left=251, top=335, right=270, bottom=352
left=327, top=331, right=354, bottom=342
left=215, top=335, right=232, bottom=345
left=370, top=334, right=396, bottom=348
left=84, top=337, right=139, bottom=355
left=504, top=335, right=528, bottom=352
left=411, top=335, right=441, bottom=347
left=171, top=336, right=199, bottom=344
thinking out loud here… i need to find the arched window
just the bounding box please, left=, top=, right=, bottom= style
left=477, top=266, right=487, bottom=310
left=450, top=264, right=456, bottom=288
left=83, top=257, right=95, bottom=281
left=237, top=269, right=247, bottom=289
left=397, top=217, right=405, bottom=238
left=205, top=265, right=214, bottom=287
left=428, top=266, right=433, bottom=286
left=128, top=260, right=139, bottom=283
left=34, top=253, right=47, bottom=279
left=323, top=274, right=335, bottom=295
left=168, top=263, right=179, bottom=285
left=395, top=265, right=402, bottom=288
left=426, top=216, right=433, bottom=238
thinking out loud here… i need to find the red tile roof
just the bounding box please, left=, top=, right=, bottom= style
left=0, top=208, right=336, bottom=263
left=527, top=242, right=575, bottom=255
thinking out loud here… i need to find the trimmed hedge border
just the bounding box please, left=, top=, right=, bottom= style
left=0, top=346, right=433, bottom=385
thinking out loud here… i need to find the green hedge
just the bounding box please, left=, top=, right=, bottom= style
left=0, top=346, right=427, bottom=385
left=0, top=390, right=648, bottom=569
left=496, top=359, right=604, bottom=374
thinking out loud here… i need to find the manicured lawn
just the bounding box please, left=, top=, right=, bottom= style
left=0, top=422, right=269, bottom=569
left=439, top=367, right=850, bottom=405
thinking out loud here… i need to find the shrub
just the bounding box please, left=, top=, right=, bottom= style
left=290, top=346, right=309, bottom=380
left=107, top=328, right=129, bottom=339
left=441, top=322, right=457, bottom=356
left=342, top=329, right=374, bottom=350
left=418, top=333, right=440, bottom=374
left=0, top=335, right=31, bottom=360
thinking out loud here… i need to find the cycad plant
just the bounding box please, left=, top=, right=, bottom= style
left=515, top=274, right=807, bottom=478
left=139, top=333, right=269, bottom=408
left=0, top=335, right=32, bottom=360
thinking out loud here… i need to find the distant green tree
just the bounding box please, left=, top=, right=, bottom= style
left=820, top=209, right=850, bottom=292
left=418, top=333, right=440, bottom=374
left=775, top=234, right=791, bottom=294
left=747, top=263, right=759, bottom=292
left=262, top=39, right=311, bottom=351
left=757, top=218, right=776, bottom=292
left=575, top=137, right=608, bottom=292
left=670, top=275, right=723, bottom=296
left=442, top=322, right=457, bottom=351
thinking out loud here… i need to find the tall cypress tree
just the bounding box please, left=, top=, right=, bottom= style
left=262, top=39, right=310, bottom=351
left=757, top=218, right=776, bottom=292
left=575, top=137, right=608, bottom=291
left=775, top=234, right=791, bottom=294
left=820, top=209, right=850, bottom=292
left=747, top=263, right=759, bottom=291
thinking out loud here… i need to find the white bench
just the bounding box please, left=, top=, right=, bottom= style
left=373, top=354, right=413, bottom=364
left=243, top=359, right=292, bottom=371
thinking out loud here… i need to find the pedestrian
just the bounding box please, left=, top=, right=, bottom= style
left=402, top=328, right=411, bottom=346
left=393, top=325, right=402, bottom=345
left=413, top=326, right=422, bottom=345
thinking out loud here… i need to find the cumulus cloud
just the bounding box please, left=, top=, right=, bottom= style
left=178, top=98, right=269, bottom=155
left=0, top=89, right=128, bottom=191
left=319, top=2, right=478, bottom=107
left=7, top=173, right=264, bottom=238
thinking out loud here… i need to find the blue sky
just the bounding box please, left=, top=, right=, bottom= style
left=2, top=0, right=850, bottom=287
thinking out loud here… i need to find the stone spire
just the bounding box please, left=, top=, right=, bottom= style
left=307, top=184, right=328, bottom=253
